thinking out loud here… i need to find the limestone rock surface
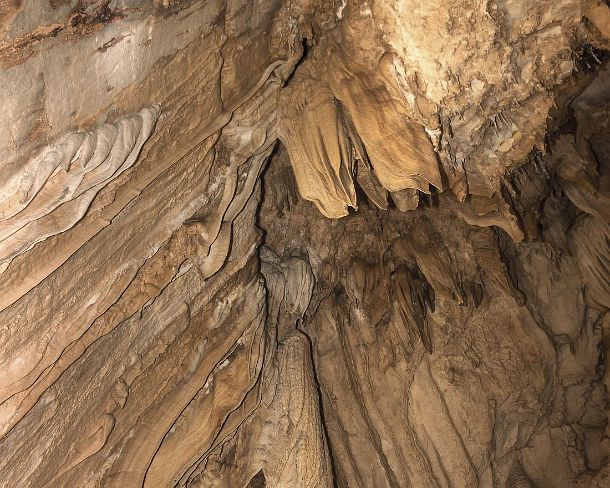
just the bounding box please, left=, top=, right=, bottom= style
left=0, top=1, right=609, bottom=487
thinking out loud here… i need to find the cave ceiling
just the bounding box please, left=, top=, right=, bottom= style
left=0, top=1, right=609, bottom=487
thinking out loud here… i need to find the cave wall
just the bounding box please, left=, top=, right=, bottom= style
left=0, top=1, right=609, bottom=487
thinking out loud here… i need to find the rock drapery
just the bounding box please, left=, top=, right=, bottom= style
left=0, top=1, right=609, bottom=487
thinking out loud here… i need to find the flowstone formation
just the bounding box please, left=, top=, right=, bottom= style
left=0, top=1, right=609, bottom=487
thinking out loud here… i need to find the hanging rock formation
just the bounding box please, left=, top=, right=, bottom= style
left=0, top=1, right=609, bottom=487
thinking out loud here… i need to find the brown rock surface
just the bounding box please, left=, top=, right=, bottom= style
left=0, top=1, right=609, bottom=487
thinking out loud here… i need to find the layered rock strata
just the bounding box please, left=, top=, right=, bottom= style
left=0, top=1, right=609, bottom=487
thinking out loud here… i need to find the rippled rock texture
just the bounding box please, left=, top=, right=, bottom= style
left=0, top=1, right=609, bottom=487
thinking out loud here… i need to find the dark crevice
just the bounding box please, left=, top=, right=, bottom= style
left=574, top=45, right=610, bottom=74
left=246, top=470, right=266, bottom=488
left=283, top=37, right=310, bottom=87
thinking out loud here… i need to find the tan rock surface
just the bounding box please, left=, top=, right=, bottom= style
left=0, top=1, right=609, bottom=487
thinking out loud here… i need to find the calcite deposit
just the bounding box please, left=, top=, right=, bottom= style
left=0, top=1, right=609, bottom=487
